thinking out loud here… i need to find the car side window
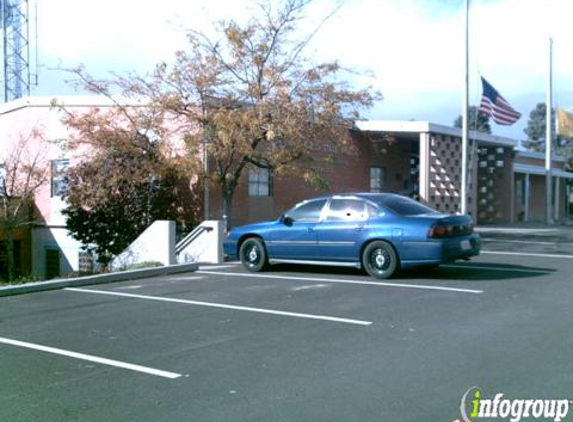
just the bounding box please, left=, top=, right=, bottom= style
left=366, top=203, right=382, bottom=218
left=286, top=199, right=327, bottom=223
left=325, top=199, right=368, bottom=222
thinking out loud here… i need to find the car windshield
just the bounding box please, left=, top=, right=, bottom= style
left=369, top=194, right=437, bottom=216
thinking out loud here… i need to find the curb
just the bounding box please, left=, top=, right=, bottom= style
left=0, top=263, right=199, bottom=297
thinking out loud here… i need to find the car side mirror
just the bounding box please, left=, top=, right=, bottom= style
left=280, top=215, right=294, bottom=226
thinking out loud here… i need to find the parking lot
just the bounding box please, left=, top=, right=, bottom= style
left=1, top=227, right=573, bottom=422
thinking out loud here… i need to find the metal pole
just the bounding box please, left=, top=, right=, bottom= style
left=461, top=0, right=469, bottom=215
left=2, top=0, right=8, bottom=102
left=545, top=38, right=553, bottom=225
left=203, top=136, right=210, bottom=221
left=525, top=173, right=530, bottom=222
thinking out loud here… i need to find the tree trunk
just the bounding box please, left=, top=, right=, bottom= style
left=5, top=228, right=15, bottom=283
left=221, top=186, right=233, bottom=232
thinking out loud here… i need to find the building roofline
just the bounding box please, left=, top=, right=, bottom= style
left=515, top=149, right=565, bottom=163
left=0, top=95, right=144, bottom=116
left=355, top=120, right=517, bottom=147
left=514, top=163, right=573, bottom=179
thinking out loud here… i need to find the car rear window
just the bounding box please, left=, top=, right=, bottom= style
left=374, top=195, right=436, bottom=216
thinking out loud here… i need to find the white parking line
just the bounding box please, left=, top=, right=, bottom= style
left=441, top=264, right=552, bottom=274
left=65, top=288, right=372, bottom=326
left=197, top=271, right=483, bottom=294
left=482, top=250, right=573, bottom=259
left=481, top=239, right=561, bottom=246
left=0, top=337, right=181, bottom=379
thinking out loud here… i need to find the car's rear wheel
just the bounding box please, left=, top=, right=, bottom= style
left=362, top=240, right=398, bottom=279
left=239, top=237, right=268, bottom=272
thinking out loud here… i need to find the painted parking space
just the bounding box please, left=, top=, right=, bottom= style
left=64, top=287, right=374, bottom=326
left=0, top=336, right=182, bottom=379
left=197, top=269, right=485, bottom=294
left=0, top=259, right=497, bottom=387
left=2, top=243, right=573, bottom=422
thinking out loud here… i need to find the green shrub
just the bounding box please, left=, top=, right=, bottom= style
left=4, top=275, right=40, bottom=286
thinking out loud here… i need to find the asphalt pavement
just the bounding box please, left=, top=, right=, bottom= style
left=1, top=227, right=572, bottom=422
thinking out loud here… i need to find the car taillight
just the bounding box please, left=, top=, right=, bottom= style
left=428, top=223, right=454, bottom=238
left=428, top=222, right=474, bottom=238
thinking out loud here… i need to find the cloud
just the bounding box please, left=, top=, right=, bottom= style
left=32, top=0, right=573, bottom=139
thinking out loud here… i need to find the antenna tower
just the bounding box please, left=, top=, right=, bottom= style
left=1, top=0, right=30, bottom=102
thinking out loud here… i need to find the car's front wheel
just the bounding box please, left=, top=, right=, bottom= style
left=362, top=240, right=398, bottom=279
left=239, top=237, right=268, bottom=272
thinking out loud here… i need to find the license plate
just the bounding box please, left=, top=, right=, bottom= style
left=460, top=240, right=471, bottom=251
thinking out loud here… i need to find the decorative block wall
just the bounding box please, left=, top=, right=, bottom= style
left=420, top=133, right=479, bottom=218
left=427, top=134, right=463, bottom=213
left=477, top=146, right=511, bottom=223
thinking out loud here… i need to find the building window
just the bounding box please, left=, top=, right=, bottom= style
left=248, top=168, right=271, bottom=197
left=51, top=159, right=70, bottom=197
left=370, top=167, right=385, bottom=193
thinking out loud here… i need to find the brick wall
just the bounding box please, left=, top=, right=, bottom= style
left=208, top=132, right=415, bottom=227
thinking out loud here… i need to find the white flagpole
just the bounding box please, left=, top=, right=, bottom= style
left=461, top=0, right=469, bottom=215
left=545, top=37, right=553, bottom=225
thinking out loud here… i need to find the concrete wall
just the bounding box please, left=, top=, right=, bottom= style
left=177, top=220, right=224, bottom=264
left=31, top=226, right=85, bottom=279
left=111, top=220, right=176, bottom=270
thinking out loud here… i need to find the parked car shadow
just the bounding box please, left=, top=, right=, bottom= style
left=263, top=262, right=555, bottom=282
left=398, top=262, right=556, bottom=282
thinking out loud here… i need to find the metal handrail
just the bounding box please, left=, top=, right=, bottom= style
left=175, top=225, right=213, bottom=255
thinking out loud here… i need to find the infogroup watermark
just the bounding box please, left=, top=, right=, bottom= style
left=459, top=387, right=572, bottom=422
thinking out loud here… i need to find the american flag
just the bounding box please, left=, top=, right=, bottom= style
left=478, top=77, right=521, bottom=125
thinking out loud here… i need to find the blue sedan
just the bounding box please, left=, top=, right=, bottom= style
left=224, top=193, right=480, bottom=279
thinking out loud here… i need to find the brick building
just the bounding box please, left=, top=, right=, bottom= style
left=514, top=150, right=573, bottom=222
left=214, top=120, right=572, bottom=227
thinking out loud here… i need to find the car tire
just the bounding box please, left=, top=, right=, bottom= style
left=362, top=240, right=398, bottom=279
left=239, top=237, right=268, bottom=272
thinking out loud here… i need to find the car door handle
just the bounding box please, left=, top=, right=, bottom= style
left=308, top=227, right=315, bottom=232
left=353, top=225, right=364, bottom=231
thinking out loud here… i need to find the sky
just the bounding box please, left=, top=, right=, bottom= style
left=27, top=0, right=573, bottom=141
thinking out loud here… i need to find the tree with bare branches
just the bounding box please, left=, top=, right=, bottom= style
left=0, top=129, right=49, bottom=282
left=66, top=0, right=380, bottom=229
left=159, top=0, right=380, bottom=227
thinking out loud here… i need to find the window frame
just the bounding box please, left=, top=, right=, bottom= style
left=50, top=158, right=70, bottom=198
left=370, top=167, right=385, bottom=193
left=248, top=167, right=272, bottom=197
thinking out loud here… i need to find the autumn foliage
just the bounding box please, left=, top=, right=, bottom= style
left=60, top=0, right=380, bottom=260
left=120, top=0, right=379, bottom=226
